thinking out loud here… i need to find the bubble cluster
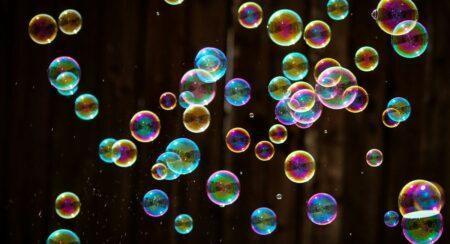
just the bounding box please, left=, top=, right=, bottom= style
left=268, top=76, right=291, bottom=101
left=267, top=9, right=303, bottom=46
left=160, top=92, right=177, bottom=110
left=392, top=21, right=428, bottom=59
left=55, top=192, right=81, bottom=219
left=224, top=78, right=251, bottom=106
left=206, top=170, right=240, bottom=207
left=314, top=58, right=341, bottom=82
left=251, top=207, right=277, bottom=235
left=226, top=128, right=251, bottom=153
left=48, top=56, right=81, bottom=91
left=183, top=105, right=211, bottom=133
left=327, top=0, right=349, bottom=21
left=254, top=141, right=275, bottom=161
left=28, top=14, right=58, bottom=45
left=304, top=20, right=331, bottom=49
left=345, top=86, right=369, bottom=113
left=316, top=67, right=358, bottom=110
left=130, top=111, right=161, bottom=142
left=238, top=2, right=263, bottom=29
left=174, top=214, right=194, bottom=235
left=98, top=138, right=119, bottom=163
left=284, top=150, right=316, bottom=183
left=355, top=46, right=379, bottom=72
left=180, top=69, right=216, bottom=106
left=112, top=139, right=138, bottom=167
left=58, top=9, right=82, bottom=35
left=288, top=89, right=316, bottom=112
left=151, top=163, right=168, bottom=181
left=166, top=138, right=201, bottom=174
left=366, top=149, right=383, bottom=167
left=268, top=124, right=288, bottom=144
left=398, top=180, right=443, bottom=216
left=74, top=94, right=99, bottom=120
left=156, top=152, right=180, bottom=180
left=194, top=47, right=227, bottom=81
left=372, top=0, right=418, bottom=35
left=306, top=193, right=338, bottom=225
left=387, top=97, right=411, bottom=123
left=46, top=229, right=80, bottom=244
left=384, top=210, right=400, bottom=227
left=142, top=189, right=169, bottom=217
left=402, top=210, right=443, bottom=244
left=282, top=52, right=309, bottom=81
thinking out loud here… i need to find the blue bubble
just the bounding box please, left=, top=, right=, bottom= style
left=156, top=152, right=180, bottom=180
left=98, top=138, right=119, bottom=163
left=307, top=193, right=338, bottom=225
left=387, top=97, right=411, bottom=122
left=166, top=138, right=201, bottom=174
left=225, top=78, right=251, bottom=106
left=384, top=210, right=400, bottom=227
left=251, top=207, right=277, bottom=235
left=142, top=189, right=169, bottom=217
left=194, top=47, right=227, bottom=82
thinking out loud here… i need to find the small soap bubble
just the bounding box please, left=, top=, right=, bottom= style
left=251, top=207, right=277, bottom=235
left=99, top=138, right=119, bottom=163
left=46, top=229, right=80, bottom=244
left=355, top=46, right=379, bottom=72
left=142, top=189, right=169, bottom=217
left=398, top=180, right=443, bottom=216
left=254, top=141, right=275, bottom=161
left=160, top=92, right=177, bottom=110
left=194, top=47, right=227, bottom=82
left=74, top=94, right=99, bottom=120
left=206, top=170, right=240, bottom=206
left=304, top=20, right=331, bottom=49
left=55, top=192, right=81, bottom=219
left=166, top=138, right=201, bottom=174
left=282, top=52, right=309, bottom=81
left=112, top=139, right=138, bottom=168
left=58, top=9, right=82, bottom=35
left=384, top=210, right=400, bottom=227
left=392, top=21, right=429, bottom=59
left=387, top=97, right=411, bottom=123
left=402, top=210, right=443, bottom=244
left=183, top=105, right=211, bottom=133
left=29, top=14, right=57, bottom=45
left=175, top=214, right=194, bottom=234
left=268, top=124, right=288, bottom=144
left=238, top=2, right=263, bottom=29
left=226, top=128, right=251, bottom=153
left=284, top=150, right=315, bottom=183
left=268, top=76, right=291, bottom=101
left=306, top=193, right=338, bottom=225
left=224, top=78, right=251, bottom=106
left=327, top=0, right=349, bottom=21
left=366, top=149, right=383, bottom=167
left=130, top=111, right=161, bottom=142
left=267, top=9, right=303, bottom=46
left=151, top=163, right=168, bottom=181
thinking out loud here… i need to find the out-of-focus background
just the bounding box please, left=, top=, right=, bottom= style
left=1, top=0, right=449, bottom=243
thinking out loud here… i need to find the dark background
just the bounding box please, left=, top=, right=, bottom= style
left=1, top=0, right=449, bottom=243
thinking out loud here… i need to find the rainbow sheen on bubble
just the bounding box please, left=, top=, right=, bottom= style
left=238, top=2, right=263, bottom=29
left=269, top=124, right=288, bottom=144
left=130, top=110, right=160, bottom=142
left=372, top=0, right=418, bottom=35
left=327, top=0, right=349, bottom=21
left=387, top=97, right=411, bottom=122
left=304, top=20, right=331, bottom=49
left=291, top=98, right=323, bottom=124
left=251, top=207, right=277, bottom=235
left=206, top=170, right=240, bottom=207
left=254, top=141, right=275, bottom=161
left=225, top=78, right=251, bottom=106
left=296, top=121, right=314, bottom=129
left=402, top=210, right=443, bottom=244
left=179, top=92, right=190, bottom=109
left=99, top=138, right=119, bottom=163
left=392, top=21, right=428, bottom=59
left=46, top=229, right=80, bottom=244
left=288, top=81, right=314, bottom=95
left=160, top=92, right=177, bottom=110
left=267, top=9, right=303, bottom=46
left=180, top=69, right=216, bottom=106
left=165, top=0, right=184, bottom=5
left=398, top=180, right=443, bottom=216
left=74, top=94, right=99, bottom=120
left=194, top=47, right=227, bottom=81
left=288, top=89, right=316, bottom=112
left=275, top=99, right=296, bottom=125
left=48, top=56, right=81, bottom=91
left=166, top=138, right=201, bottom=174
left=366, top=149, right=383, bottom=167
left=282, top=52, right=309, bottom=81
left=55, top=192, right=80, bottom=219
left=307, top=193, right=338, bottom=225
left=57, top=85, right=78, bottom=97
left=183, top=105, right=211, bottom=133
left=382, top=108, right=400, bottom=128
left=55, top=72, right=79, bottom=92
left=174, top=214, right=194, bottom=235
left=268, top=76, right=291, bottom=101
left=345, top=86, right=369, bottom=113
left=29, top=14, right=57, bottom=45
left=151, top=163, right=168, bottom=181
left=355, top=46, right=379, bottom=72
left=226, top=128, right=251, bottom=153
left=316, top=67, right=358, bottom=110
left=142, top=189, right=169, bottom=217
left=58, top=9, right=82, bottom=35
left=156, top=152, right=180, bottom=180
left=384, top=210, right=400, bottom=227
left=314, top=58, right=341, bottom=82
left=284, top=150, right=315, bottom=183
left=112, top=139, right=137, bottom=167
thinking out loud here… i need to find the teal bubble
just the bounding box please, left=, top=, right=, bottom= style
left=46, top=229, right=80, bottom=244
left=194, top=47, right=227, bottom=82
left=156, top=152, right=180, bottom=181
left=98, top=138, right=119, bottom=163
left=166, top=138, right=200, bottom=174
left=179, top=92, right=190, bottom=109
left=74, top=93, right=99, bottom=120
left=327, top=0, right=349, bottom=21
left=142, top=189, right=169, bottom=217
left=402, top=210, right=443, bottom=243
left=224, top=78, right=251, bottom=106
left=54, top=72, right=79, bottom=91
left=57, top=85, right=78, bottom=97
left=174, top=214, right=194, bottom=234
left=251, top=207, right=277, bottom=235
left=206, top=170, right=240, bottom=206
left=48, top=56, right=81, bottom=91
left=392, top=21, right=428, bottom=59
left=282, top=52, right=308, bottom=81
left=387, top=97, right=411, bottom=122
left=268, top=76, right=291, bottom=101
left=384, top=210, right=400, bottom=227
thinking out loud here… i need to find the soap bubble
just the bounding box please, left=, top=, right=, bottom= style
left=46, top=229, right=80, bottom=244
left=267, top=9, right=303, bottom=46
left=130, top=110, right=161, bottom=142
left=269, top=124, right=288, bottom=144
left=304, top=20, right=331, bottom=49
left=372, top=0, right=418, bottom=35
left=74, top=94, right=99, bottom=120
left=180, top=69, right=216, bottom=106
left=151, top=163, right=168, bottom=180
left=112, top=139, right=137, bottom=167
left=55, top=192, right=80, bottom=219
left=254, top=141, right=275, bottom=161
left=402, top=210, right=443, bottom=244
left=288, top=81, right=314, bottom=95
left=183, top=105, right=211, bottom=133
left=174, top=214, right=194, bottom=234
left=392, top=21, right=428, bottom=59
left=387, top=97, right=411, bottom=122
left=142, top=189, right=169, bottom=217
left=398, top=180, right=443, bottom=216
left=314, top=58, right=341, bottom=82
left=238, top=2, right=263, bottom=29
left=226, top=128, right=251, bottom=153
left=366, top=149, right=383, bottom=167
left=251, top=207, right=277, bottom=235
left=99, top=138, right=119, bottom=163
left=48, top=56, right=81, bottom=91
left=355, top=46, right=379, bottom=72
left=165, top=0, right=184, bottom=5
left=55, top=72, right=79, bottom=92
left=290, top=98, right=323, bottom=124
left=160, top=92, right=177, bottom=110
left=345, top=86, right=369, bottom=113
left=282, top=52, right=309, bottom=81
left=224, top=78, right=251, bottom=106
left=284, top=150, right=315, bottom=183
left=275, top=99, right=296, bottom=125
left=179, top=92, right=190, bottom=109
left=28, top=14, right=57, bottom=45
left=382, top=108, right=400, bottom=128
left=384, top=210, right=400, bottom=227
left=288, top=89, right=316, bottom=112
left=316, top=67, right=358, bottom=110
left=307, top=193, right=338, bottom=225
left=327, top=0, right=349, bottom=21
left=194, top=47, right=227, bottom=81
left=156, top=152, right=180, bottom=180
left=206, top=170, right=240, bottom=207
left=166, top=138, right=201, bottom=174
left=268, top=76, right=291, bottom=101
left=58, top=9, right=82, bottom=35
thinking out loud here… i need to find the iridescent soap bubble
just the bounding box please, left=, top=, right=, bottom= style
left=327, top=0, right=349, bottom=21
left=275, top=99, right=296, bottom=126
left=316, top=67, right=358, bottom=110
left=160, top=92, right=177, bottom=110
left=282, top=52, right=309, bottom=81
left=398, top=180, right=443, bottom=216
left=304, top=20, right=331, bottom=49
left=402, top=210, right=443, bottom=244
left=382, top=108, right=400, bottom=128
left=46, top=229, right=80, bottom=244
left=179, top=92, right=190, bottom=109
left=28, top=14, right=57, bottom=45
left=166, top=138, right=201, bottom=174
left=307, top=193, right=338, bottom=225
left=58, top=9, right=82, bottom=35
left=372, top=0, right=418, bottom=35
left=174, top=214, right=194, bottom=235
left=384, top=210, right=400, bottom=227
left=130, top=111, right=160, bottom=142
left=366, top=149, right=383, bottom=167
left=180, top=69, right=216, bottom=106
left=387, top=97, right=411, bottom=122
left=156, top=152, right=180, bottom=180
left=151, top=163, right=168, bottom=180
left=288, top=81, right=314, bottom=95
left=355, top=46, right=379, bottom=72
left=392, top=21, right=428, bottom=59
left=288, top=89, right=316, bottom=112
left=206, top=170, right=240, bottom=207
left=267, top=9, right=303, bottom=46
left=284, top=150, right=316, bottom=183
left=238, top=2, right=263, bottom=29
left=296, top=121, right=314, bottom=129
left=226, top=128, right=251, bottom=153
left=194, top=47, right=227, bottom=82
left=74, top=94, right=99, bottom=120
left=48, top=56, right=81, bottom=91
left=251, top=207, right=277, bottom=235
left=291, top=98, right=323, bottom=124
left=165, top=0, right=184, bottom=5
left=98, top=138, right=119, bottom=163
left=183, top=105, right=210, bottom=133
left=313, top=58, right=341, bottom=82
left=57, top=85, right=78, bottom=97
left=112, top=139, right=137, bottom=167
left=268, top=76, right=291, bottom=101
left=344, top=86, right=369, bottom=113
left=55, top=192, right=80, bottom=219
left=254, top=141, right=275, bottom=161
left=142, top=189, right=169, bottom=217
left=224, top=78, right=251, bottom=106
left=269, top=124, right=288, bottom=144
